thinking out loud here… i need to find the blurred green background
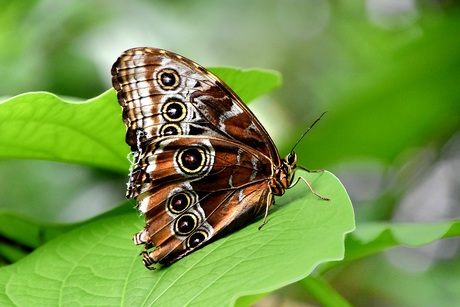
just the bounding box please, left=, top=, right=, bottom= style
left=1, top=0, right=459, bottom=305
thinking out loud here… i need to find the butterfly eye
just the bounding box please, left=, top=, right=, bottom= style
left=287, top=153, right=297, bottom=165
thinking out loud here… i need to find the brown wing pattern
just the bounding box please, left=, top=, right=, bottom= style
left=111, top=47, right=282, bottom=268
left=111, top=47, right=277, bottom=160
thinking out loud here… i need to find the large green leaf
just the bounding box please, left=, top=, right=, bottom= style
left=0, top=67, right=353, bottom=305
left=0, top=90, right=128, bottom=172
left=317, top=220, right=460, bottom=275
left=0, top=171, right=353, bottom=306
left=0, top=68, right=281, bottom=172
left=0, top=203, right=133, bottom=264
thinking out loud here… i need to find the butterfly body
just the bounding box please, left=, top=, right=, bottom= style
left=112, top=48, right=302, bottom=269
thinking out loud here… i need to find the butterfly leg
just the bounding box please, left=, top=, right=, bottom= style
left=292, top=176, right=330, bottom=201
left=258, top=193, right=274, bottom=230
left=297, top=165, right=325, bottom=173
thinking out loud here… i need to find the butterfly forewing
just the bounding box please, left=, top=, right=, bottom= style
left=111, top=47, right=290, bottom=269
left=112, top=48, right=277, bottom=158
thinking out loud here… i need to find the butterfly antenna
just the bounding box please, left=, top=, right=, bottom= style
left=290, top=111, right=328, bottom=153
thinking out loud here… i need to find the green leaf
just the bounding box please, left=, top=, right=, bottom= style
left=299, top=276, right=352, bottom=307
left=0, top=68, right=280, bottom=172
left=0, top=67, right=349, bottom=305
left=209, top=67, right=281, bottom=103
left=0, top=203, right=134, bottom=264
left=345, top=221, right=460, bottom=263
left=0, top=90, right=128, bottom=172
left=0, top=171, right=354, bottom=306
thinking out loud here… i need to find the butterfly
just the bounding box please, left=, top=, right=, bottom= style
left=111, top=47, right=328, bottom=270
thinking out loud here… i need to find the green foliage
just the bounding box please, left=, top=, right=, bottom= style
left=1, top=1, right=460, bottom=305
left=208, top=67, right=282, bottom=103
left=0, top=172, right=352, bottom=306
left=304, top=15, right=460, bottom=166
left=0, top=91, right=127, bottom=171
left=0, top=68, right=354, bottom=306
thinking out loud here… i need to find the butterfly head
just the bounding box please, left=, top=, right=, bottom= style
left=283, top=151, right=298, bottom=181
left=279, top=112, right=328, bottom=193
left=271, top=152, right=298, bottom=196
left=286, top=151, right=297, bottom=165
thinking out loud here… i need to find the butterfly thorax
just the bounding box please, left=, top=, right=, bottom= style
left=270, top=152, right=297, bottom=196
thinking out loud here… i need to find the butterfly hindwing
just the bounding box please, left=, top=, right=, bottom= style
left=128, top=136, right=273, bottom=265
left=135, top=182, right=270, bottom=265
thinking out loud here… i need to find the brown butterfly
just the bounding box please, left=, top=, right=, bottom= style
left=111, top=47, right=328, bottom=270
